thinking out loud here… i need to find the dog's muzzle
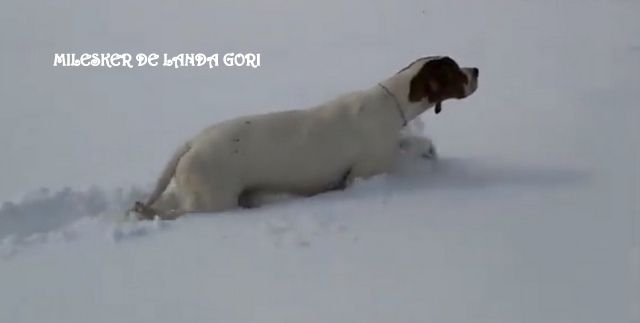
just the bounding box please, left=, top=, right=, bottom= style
left=435, top=67, right=478, bottom=115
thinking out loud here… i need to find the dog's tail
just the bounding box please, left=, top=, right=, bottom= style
left=144, top=141, right=192, bottom=206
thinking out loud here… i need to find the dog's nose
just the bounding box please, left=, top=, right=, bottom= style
left=471, top=67, right=479, bottom=78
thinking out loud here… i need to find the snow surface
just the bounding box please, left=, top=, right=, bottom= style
left=1, top=0, right=638, bottom=322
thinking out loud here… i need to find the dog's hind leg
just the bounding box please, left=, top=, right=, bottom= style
left=132, top=201, right=156, bottom=220
left=179, top=186, right=240, bottom=214
left=132, top=201, right=184, bottom=220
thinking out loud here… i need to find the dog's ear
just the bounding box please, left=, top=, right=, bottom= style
left=409, top=56, right=465, bottom=103
left=408, top=61, right=432, bottom=102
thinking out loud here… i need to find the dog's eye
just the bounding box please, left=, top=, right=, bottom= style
left=461, top=73, right=469, bottom=85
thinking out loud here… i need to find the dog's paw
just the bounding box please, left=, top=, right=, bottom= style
left=399, top=136, right=437, bottom=161
left=420, top=143, right=438, bottom=160
left=131, top=201, right=157, bottom=220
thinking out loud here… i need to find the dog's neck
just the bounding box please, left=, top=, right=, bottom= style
left=377, top=72, right=435, bottom=126
left=377, top=83, right=407, bottom=126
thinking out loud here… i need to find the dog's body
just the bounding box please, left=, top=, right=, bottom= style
left=134, top=56, right=478, bottom=219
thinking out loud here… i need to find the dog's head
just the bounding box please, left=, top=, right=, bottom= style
left=401, top=56, right=479, bottom=114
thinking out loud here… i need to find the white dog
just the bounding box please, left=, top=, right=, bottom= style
left=133, top=56, right=479, bottom=219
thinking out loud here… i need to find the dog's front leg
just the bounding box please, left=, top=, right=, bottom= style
left=325, top=168, right=353, bottom=191
left=300, top=167, right=353, bottom=197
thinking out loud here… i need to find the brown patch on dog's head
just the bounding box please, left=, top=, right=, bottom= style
left=408, top=56, right=469, bottom=104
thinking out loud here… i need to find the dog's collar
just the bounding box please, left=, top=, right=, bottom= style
left=378, top=83, right=407, bottom=127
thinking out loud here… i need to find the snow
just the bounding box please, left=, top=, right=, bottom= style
left=0, top=0, right=638, bottom=322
